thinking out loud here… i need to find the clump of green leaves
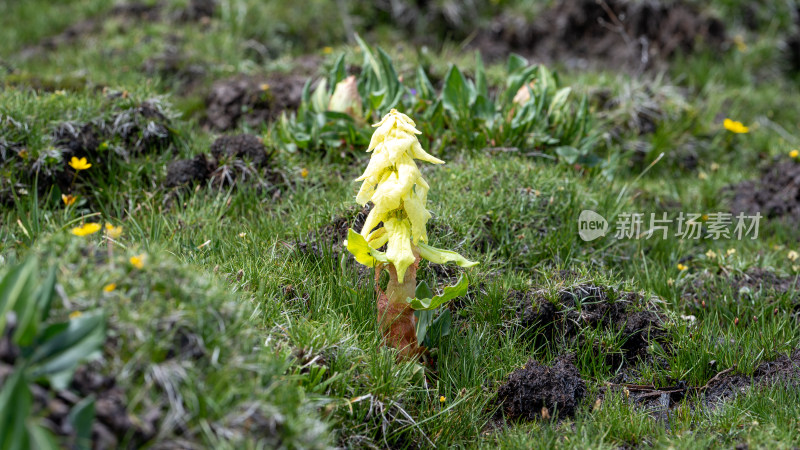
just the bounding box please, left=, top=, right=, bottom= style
left=280, top=42, right=598, bottom=164
left=0, top=257, right=106, bottom=449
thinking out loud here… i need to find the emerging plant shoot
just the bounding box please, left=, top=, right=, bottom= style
left=346, top=109, right=477, bottom=357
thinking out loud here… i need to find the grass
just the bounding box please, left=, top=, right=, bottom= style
left=2, top=0, right=800, bottom=448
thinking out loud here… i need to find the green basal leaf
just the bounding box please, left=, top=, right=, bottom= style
left=441, top=65, right=470, bottom=114
left=506, top=53, right=529, bottom=75
left=28, top=311, right=106, bottom=389
left=328, top=53, right=347, bottom=88
left=414, top=309, right=433, bottom=346
left=417, top=242, right=478, bottom=267
left=68, top=396, right=96, bottom=450
left=0, top=370, right=32, bottom=450
left=345, top=229, right=388, bottom=267
left=425, top=308, right=452, bottom=347
left=475, top=52, right=488, bottom=98
left=27, top=424, right=59, bottom=450
left=405, top=275, right=468, bottom=311
left=415, top=65, right=435, bottom=100
left=415, top=280, right=434, bottom=300
left=0, top=257, right=37, bottom=337
left=311, top=78, right=329, bottom=113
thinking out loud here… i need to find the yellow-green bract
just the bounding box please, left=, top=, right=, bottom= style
left=345, top=109, right=476, bottom=282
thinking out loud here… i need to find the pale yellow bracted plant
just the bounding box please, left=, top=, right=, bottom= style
left=346, top=109, right=477, bottom=357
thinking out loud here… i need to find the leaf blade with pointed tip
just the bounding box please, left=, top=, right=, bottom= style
left=405, top=275, right=469, bottom=311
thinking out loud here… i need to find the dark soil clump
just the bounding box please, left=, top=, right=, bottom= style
left=165, top=134, right=284, bottom=193
left=165, top=153, right=213, bottom=187
left=684, top=267, right=800, bottom=311
left=175, top=0, right=217, bottom=22
left=729, top=159, right=800, bottom=223
left=473, top=0, right=726, bottom=71
left=703, top=349, right=800, bottom=407
left=513, top=283, right=667, bottom=361
left=296, top=204, right=371, bottom=259
left=210, top=134, right=270, bottom=167
left=204, top=75, right=305, bottom=131
left=497, top=354, right=586, bottom=420
left=142, top=42, right=206, bottom=94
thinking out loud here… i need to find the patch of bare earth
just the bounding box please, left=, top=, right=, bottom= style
left=472, top=0, right=726, bottom=71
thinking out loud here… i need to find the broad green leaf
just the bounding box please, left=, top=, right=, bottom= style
left=27, top=424, right=59, bottom=450
left=0, top=370, right=32, bottom=450
left=475, top=53, right=488, bottom=98
left=424, top=308, right=452, bottom=347
left=417, top=242, right=478, bottom=267
left=328, top=53, right=347, bottom=88
left=506, top=53, right=529, bottom=75
left=503, top=65, right=537, bottom=106
left=345, top=229, right=388, bottom=267
left=472, top=94, right=495, bottom=123
left=405, top=275, right=469, bottom=311
left=0, top=257, right=37, bottom=338
left=36, top=266, right=57, bottom=322
left=14, top=265, right=56, bottom=347
left=556, top=146, right=580, bottom=163
left=368, top=88, right=387, bottom=111
left=415, top=66, right=435, bottom=100
left=415, top=280, right=434, bottom=300
left=299, top=78, right=313, bottom=115
left=311, top=79, right=329, bottom=113
left=441, top=65, right=470, bottom=114
left=68, top=396, right=96, bottom=450
left=548, top=87, right=572, bottom=117
left=28, top=311, right=106, bottom=389
left=355, top=34, right=382, bottom=84
left=414, top=309, right=433, bottom=346
left=377, top=47, right=401, bottom=101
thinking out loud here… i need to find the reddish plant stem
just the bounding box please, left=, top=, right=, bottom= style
left=375, top=253, right=421, bottom=359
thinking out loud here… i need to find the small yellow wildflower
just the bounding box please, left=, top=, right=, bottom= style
left=677, top=263, right=688, bottom=271
left=793, top=265, right=800, bottom=272
left=723, top=118, right=749, bottom=134
left=19, top=149, right=29, bottom=159
left=238, top=232, right=247, bottom=238
left=129, top=254, right=146, bottom=269
left=733, top=35, right=747, bottom=52
left=705, top=250, right=717, bottom=259
left=322, top=46, right=333, bottom=54
left=54, top=90, right=66, bottom=96
left=69, top=311, right=82, bottom=319
left=301, top=168, right=309, bottom=178
left=710, top=162, right=720, bottom=171
left=727, top=248, right=736, bottom=256
left=667, top=278, right=675, bottom=286
left=69, top=156, right=92, bottom=171
left=105, top=223, right=123, bottom=239
left=259, top=83, right=270, bottom=91
left=698, top=171, right=708, bottom=180
left=788, top=250, right=799, bottom=262
left=103, top=283, right=117, bottom=292
left=62, top=194, right=76, bottom=206
left=790, top=149, right=799, bottom=159
left=71, top=223, right=102, bottom=236
left=439, top=396, right=446, bottom=403
left=701, top=214, right=709, bottom=222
